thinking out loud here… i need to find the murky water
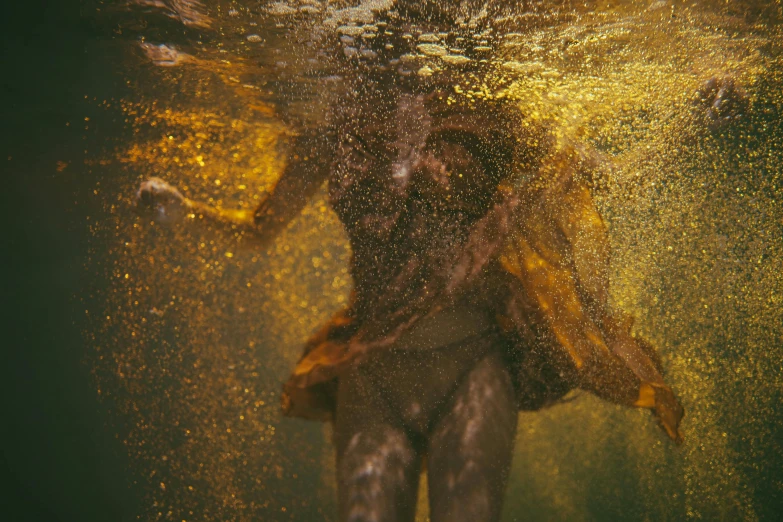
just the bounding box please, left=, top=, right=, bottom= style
left=80, top=1, right=782, bottom=520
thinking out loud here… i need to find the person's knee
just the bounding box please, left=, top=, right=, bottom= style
left=429, top=476, right=503, bottom=522
left=337, top=428, right=419, bottom=522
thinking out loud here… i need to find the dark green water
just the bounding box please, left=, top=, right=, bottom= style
left=2, top=2, right=138, bottom=520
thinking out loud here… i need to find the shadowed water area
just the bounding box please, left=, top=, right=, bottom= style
left=60, top=0, right=783, bottom=520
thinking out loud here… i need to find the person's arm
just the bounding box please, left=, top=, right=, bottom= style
left=251, top=127, right=336, bottom=245
left=135, top=127, right=335, bottom=248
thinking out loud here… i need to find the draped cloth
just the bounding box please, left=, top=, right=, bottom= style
left=280, top=144, right=684, bottom=444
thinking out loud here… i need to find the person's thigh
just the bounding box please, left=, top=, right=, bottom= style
left=427, top=349, right=518, bottom=522
left=334, top=365, right=421, bottom=522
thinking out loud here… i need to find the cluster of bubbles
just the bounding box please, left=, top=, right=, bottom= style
left=83, top=0, right=782, bottom=520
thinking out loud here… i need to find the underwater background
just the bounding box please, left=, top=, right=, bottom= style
left=2, top=1, right=782, bottom=521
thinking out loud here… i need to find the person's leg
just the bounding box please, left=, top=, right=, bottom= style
left=427, top=349, right=518, bottom=522
left=334, top=365, right=421, bottom=522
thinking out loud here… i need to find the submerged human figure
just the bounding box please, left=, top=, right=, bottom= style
left=133, top=2, right=703, bottom=521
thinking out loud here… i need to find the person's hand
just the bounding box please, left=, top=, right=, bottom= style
left=135, top=177, right=190, bottom=224
left=694, top=76, right=748, bottom=131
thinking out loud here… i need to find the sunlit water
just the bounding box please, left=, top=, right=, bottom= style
left=81, top=1, right=782, bottom=520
